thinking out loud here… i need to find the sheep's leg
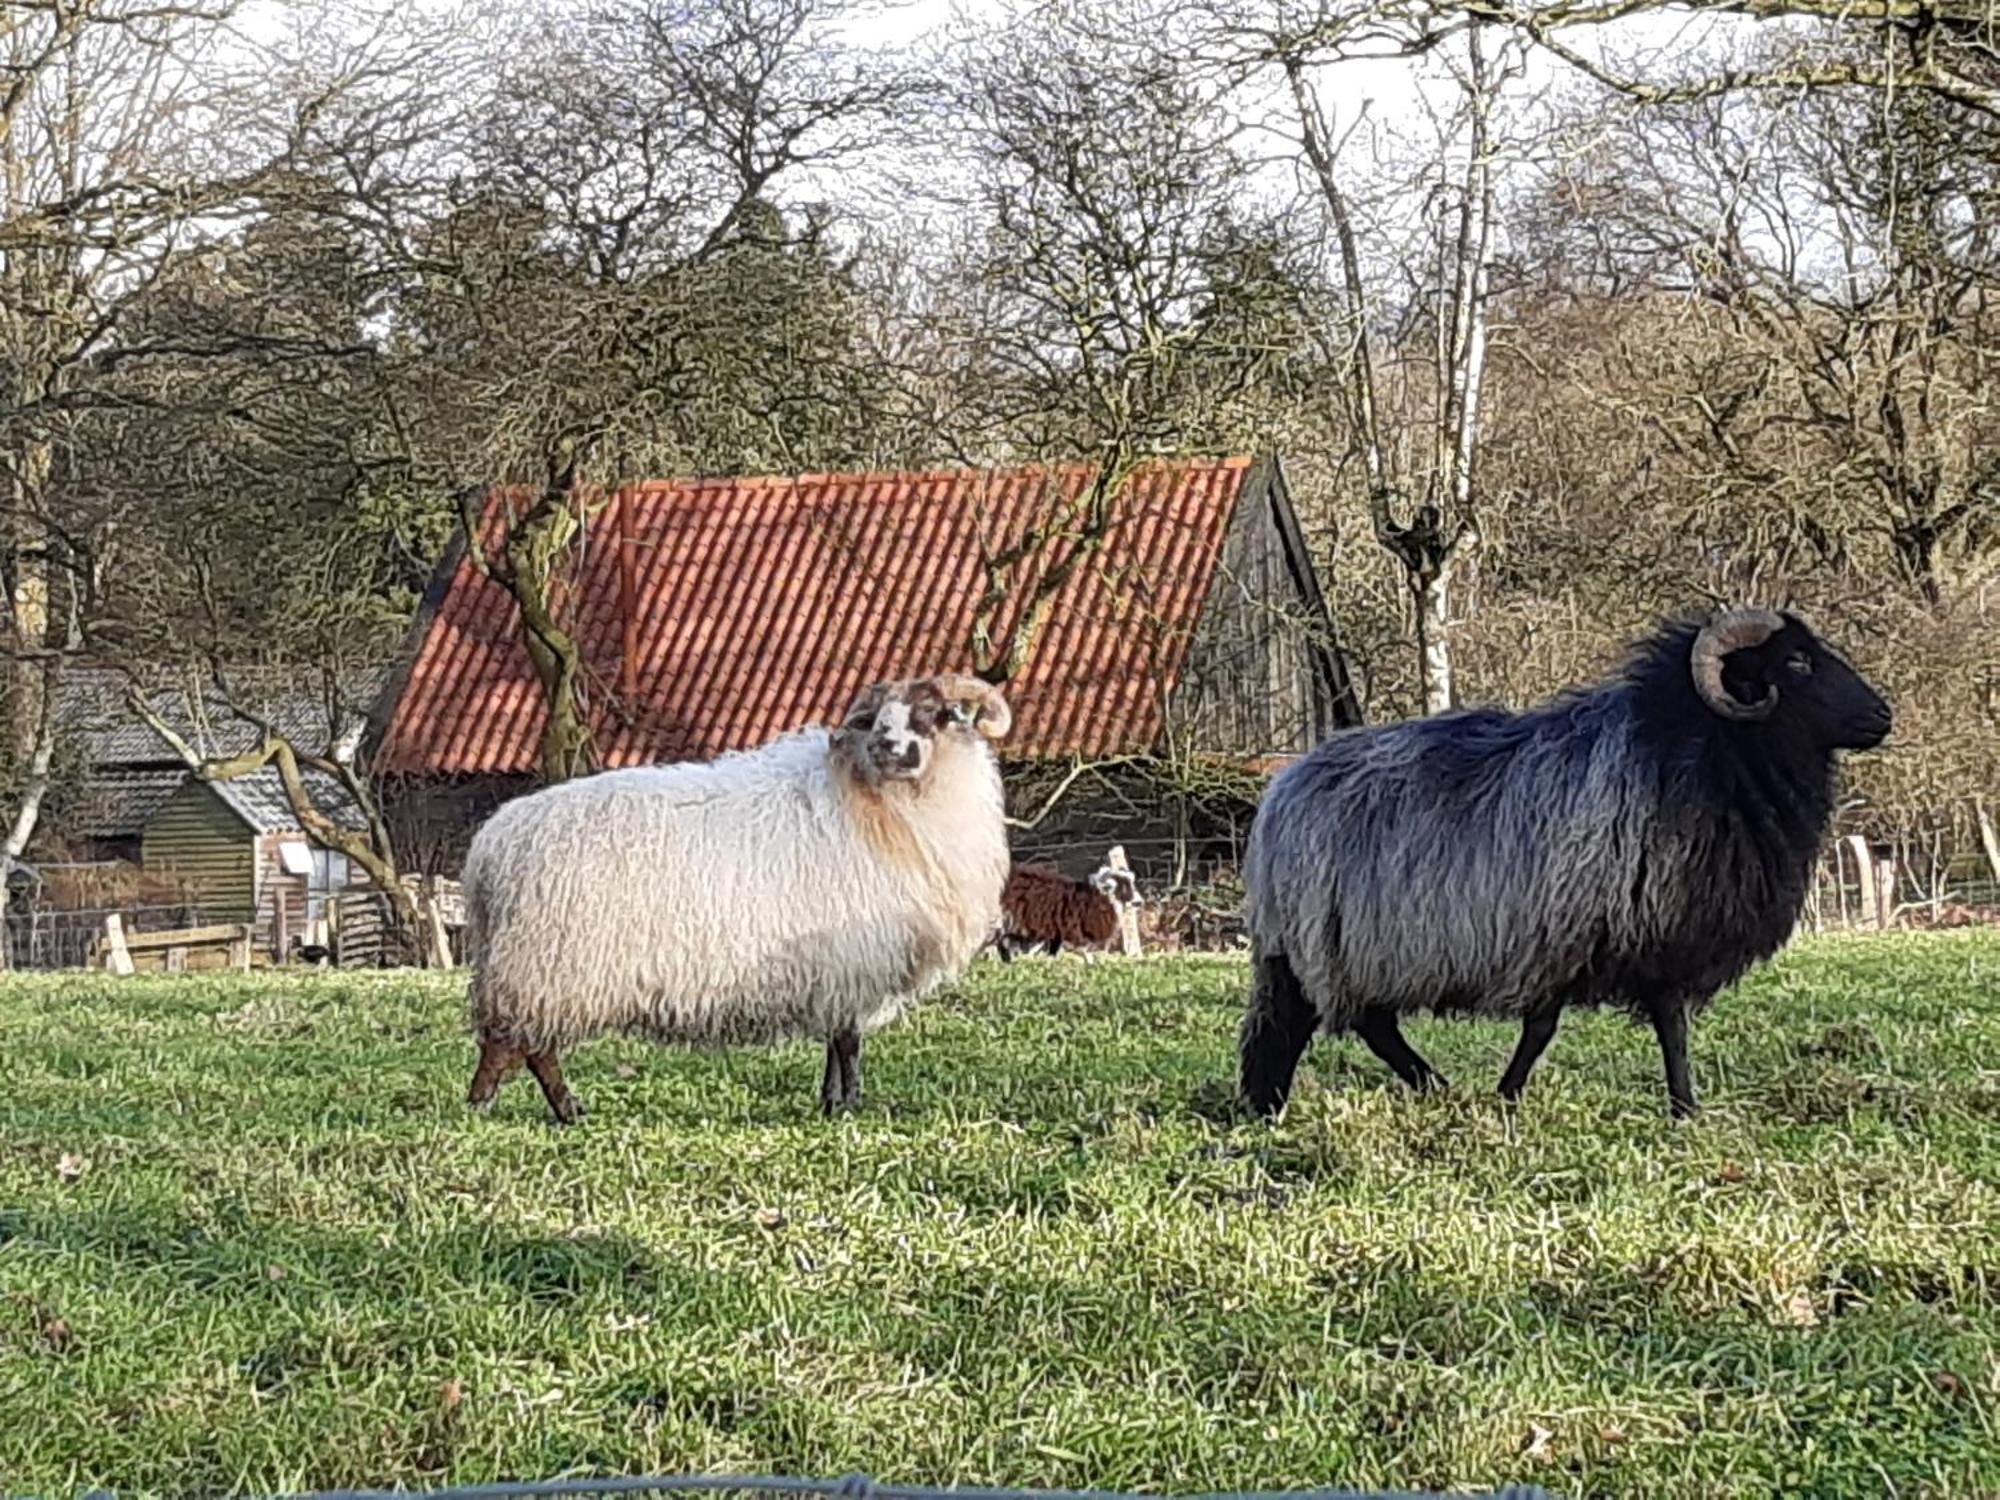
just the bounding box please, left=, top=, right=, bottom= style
left=1651, top=998, right=1699, bottom=1120
left=1498, top=1009, right=1562, bottom=1101
left=820, top=1039, right=843, bottom=1115
left=467, top=1038, right=523, bottom=1111
left=524, top=1051, right=586, bottom=1125
left=1354, top=1007, right=1448, bottom=1093
left=837, top=1030, right=862, bottom=1110
left=822, top=1028, right=861, bottom=1117
left=1240, top=951, right=1320, bottom=1118
left=1044, top=937, right=1062, bottom=958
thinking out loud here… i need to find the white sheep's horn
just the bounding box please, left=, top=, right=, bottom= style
left=1690, top=608, right=1784, bottom=721
left=937, top=674, right=1012, bottom=741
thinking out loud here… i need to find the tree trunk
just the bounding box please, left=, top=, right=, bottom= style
left=1414, top=566, right=1455, bottom=715
left=0, top=665, right=58, bottom=866
left=128, top=692, right=443, bottom=968
left=971, top=448, right=1133, bottom=686
left=460, top=465, right=601, bottom=785
left=507, top=503, right=598, bottom=783
left=0, top=656, right=60, bottom=970
left=6, top=432, right=52, bottom=767
left=1287, top=38, right=1493, bottom=718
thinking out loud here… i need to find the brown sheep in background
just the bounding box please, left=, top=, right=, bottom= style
left=993, top=862, right=1142, bottom=960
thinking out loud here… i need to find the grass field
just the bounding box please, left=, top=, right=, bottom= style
left=1, top=932, right=1996, bottom=1499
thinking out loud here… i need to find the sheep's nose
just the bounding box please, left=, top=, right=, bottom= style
left=896, top=742, right=922, bottom=768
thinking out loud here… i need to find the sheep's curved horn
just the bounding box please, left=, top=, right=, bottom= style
left=1689, top=608, right=1784, bottom=721
left=937, top=674, right=1013, bottom=741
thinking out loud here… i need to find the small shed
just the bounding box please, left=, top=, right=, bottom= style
left=139, top=769, right=363, bottom=958
left=42, top=668, right=376, bottom=957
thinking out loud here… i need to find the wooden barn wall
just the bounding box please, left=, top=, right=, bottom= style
left=139, top=783, right=255, bottom=922
left=1171, top=484, right=1327, bottom=757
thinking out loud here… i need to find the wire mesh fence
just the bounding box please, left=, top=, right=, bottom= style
left=65, top=1474, right=1558, bottom=1500
left=3, top=825, right=1992, bottom=976
left=1, top=901, right=215, bottom=971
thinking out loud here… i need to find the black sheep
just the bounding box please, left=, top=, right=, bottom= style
left=994, top=863, right=1140, bottom=960
left=1240, top=607, right=1892, bottom=1119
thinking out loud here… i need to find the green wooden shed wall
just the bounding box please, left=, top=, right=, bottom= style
left=139, top=781, right=257, bottom=921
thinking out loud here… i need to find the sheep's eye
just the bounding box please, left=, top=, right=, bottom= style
left=1787, top=651, right=1814, bottom=676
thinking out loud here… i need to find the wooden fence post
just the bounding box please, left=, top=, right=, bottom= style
left=1106, top=845, right=1142, bottom=957
left=1847, top=834, right=1876, bottom=928
left=428, top=896, right=453, bottom=969
left=1977, top=799, right=2000, bottom=889
left=1874, top=855, right=1897, bottom=931
left=102, top=914, right=134, bottom=976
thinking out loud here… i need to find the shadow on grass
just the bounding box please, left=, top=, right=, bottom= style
left=7, top=1206, right=707, bottom=1310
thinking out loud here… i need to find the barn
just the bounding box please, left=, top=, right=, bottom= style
left=368, top=455, right=1360, bottom=881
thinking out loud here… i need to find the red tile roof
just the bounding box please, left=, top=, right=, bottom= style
left=375, top=457, right=1260, bottom=774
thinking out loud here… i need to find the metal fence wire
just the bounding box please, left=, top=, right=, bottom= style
left=66, top=1473, right=1557, bottom=1500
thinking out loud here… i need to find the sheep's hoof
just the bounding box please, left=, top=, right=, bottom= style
left=549, top=1096, right=587, bottom=1125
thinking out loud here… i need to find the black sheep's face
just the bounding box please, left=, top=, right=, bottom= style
left=1718, top=616, right=1894, bottom=751
left=835, top=675, right=1012, bottom=785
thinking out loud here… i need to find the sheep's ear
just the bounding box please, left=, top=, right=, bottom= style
left=840, top=682, right=888, bottom=728
left=832, top=683, right=887, bottom=758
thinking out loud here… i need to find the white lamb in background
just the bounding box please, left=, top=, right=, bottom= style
left=460, top=673, right=1013, bottom=1121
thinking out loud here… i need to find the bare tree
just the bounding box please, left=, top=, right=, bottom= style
left=1505, top=0, right=2000, bottom=119
left=0, top=0, right=429, bottom=893
left=932, top=3, right=1309, bottom=685
left=1188, top=1, right=1523, bottom=710
left=1530, top=79, right=2000, bottom=604
left=374, top=0, right=911, bottom=782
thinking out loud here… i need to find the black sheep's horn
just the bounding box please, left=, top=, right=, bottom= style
left=1690, top=608, right=1784, bottom=721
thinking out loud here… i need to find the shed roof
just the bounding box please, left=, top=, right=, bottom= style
left=71, top=769, right=186, bottom=838
left=375, top=457, right=1286, bottom=775
left=58, top=666, right=383, bottom=768
left=202, top=768, right=368, bottom=835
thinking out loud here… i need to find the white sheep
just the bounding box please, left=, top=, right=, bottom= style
left=461, top=673, right=1013, bottom=1122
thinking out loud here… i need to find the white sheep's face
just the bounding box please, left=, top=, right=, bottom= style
left=835, top=675, right=1011, bottom=785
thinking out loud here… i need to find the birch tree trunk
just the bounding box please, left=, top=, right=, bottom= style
left=1284, top=25, right=1502, bottom=717
left=1415, top=569, right=1455, bottom=714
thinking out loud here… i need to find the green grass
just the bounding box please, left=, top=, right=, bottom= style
left=1, top=933, right=1997, bottom=1499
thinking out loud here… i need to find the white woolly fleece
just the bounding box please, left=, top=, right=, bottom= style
left=462, top=725, right=1010, bottom=1055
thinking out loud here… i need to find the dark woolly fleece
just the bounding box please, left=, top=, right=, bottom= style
left=1241, top=612, right=1891, bottom=1099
